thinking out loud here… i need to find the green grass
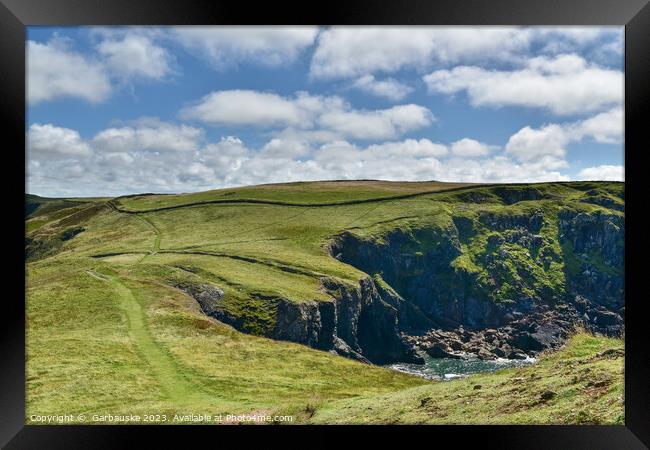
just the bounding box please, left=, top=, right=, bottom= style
left=26, top=256, right=424, bottom=423
left=115, top=180, right=475, bottom=211
left=310, top=332, right=624, bottom=424
left=25, top=180, right=624, bottom=424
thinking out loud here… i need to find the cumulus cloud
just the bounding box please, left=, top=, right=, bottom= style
left=26, top=26, right=625, bottom=196
left=532, top=27, right=623, bottom=56
left=450, top=138, right=492, bottom=157
left=423, top=54, right=623, bottom=115
left=438, top=156, right=570, bottom=183
left=505, top=107, right=623, bottom=167
left=259, top=138, right=311, bottom=158
left=574, top=107, right=624, bottom=144
left=28, top=39, right=112, bottom=104
left=505, top=124, right=570, bottom=164
left=351, top=75, right=414, bottom=101
left=309, top=27, right=621, bottom=81
left=180, top=90, right=314, bottom=127
left=171, top=26, right=318, bottom=69
left=177, top=162, right=215, bottom=184
left=28, top=123, right=92, bottom=157
left=92, top=120, right=203, bottom=153
left=317, top=104, right=434, bottom=140
left=576, top=165, right=624, bottom=181
left=29, top=26, right=623, bottom=109
left=28, top=119, right=582, bottom=198
left=310, top=27, right=531, bottom=80
left=181, top=89, right=435, bottom=140
left=271, top=128, right=342, bottom=145
left=97, top=33, right=173, bottom=80
left=366, top=139, right=448, bottom=158
left=29, top=32, right=175, bottom=105
left=308, top=141, right=566, bottom=183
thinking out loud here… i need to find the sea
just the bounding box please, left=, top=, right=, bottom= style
left=385, top=354, right=537, bottom=380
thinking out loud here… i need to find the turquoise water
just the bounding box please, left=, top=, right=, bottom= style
left=386, top=354, right=536, bottom=380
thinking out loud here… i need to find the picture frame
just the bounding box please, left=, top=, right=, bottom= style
left=2, top=0, right=648, bottom=447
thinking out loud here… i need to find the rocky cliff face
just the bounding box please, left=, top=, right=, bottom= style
left=328, top=203, right=624, bottom=360
left=558, top=209, right=624, bottom=311
left=175, top=276, right=423, bottom=365
left=329, top=223, right=508, bottom=331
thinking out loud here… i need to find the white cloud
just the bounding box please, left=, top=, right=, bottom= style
left=318, top=104, right=434, bottom=140
left=28, top=123, right=92, bottom=157
left=575, top=107, right=624, bottom=144
left=424, top=54, right=623, bottom=115
left=29, top=26, right=623, bottom=111
left=272, top=128, right=343, bottom=144
left=100, top=152, right=135, bottom=166
left=351, top=75, right=413, bottom=101
left=180, top=90, right=312, bottom=127
left=438, top=156, right=570, bottom=183
left=450, top=138, right=492, bottom=157
left=93, top=120, right=203, bottom=153
left=203, top=136, right=249, bottom=160
left=28, top=121, right=596, bottom=198
left=97, top=34, right=173, bottom=80
left=538, top=28, right=605, bottom=44
left=532, top=27, right=623, bottom=56
left=310, top=27, right=429, bottom=79
left=505, top=107, right=623, bottom=168
left=310, top=27, right=531, bottom=80
left=181, top=89, right=434, bottom=140
left=259, top=139, right=311, bottom=158
left=201, top=136, right=250, bottom=184
left=505, top=124, right=569, bottom=164
left=29, top=32, right=176, bottom=105
left=28, top=39, right=112, bottom=104
left=576, top=165, right=624, bottom=181
left=310, top=27, right=622, bottom=81
left=26, top=25, right=625, bottom=196
left=308, top=141, right=567, bottom=183
left=366, top=139, right=448, bottom=158
left=315, top=109, right=392, bottom=140
left=178, top=162, right=215, bottom=184
left=171, top=26, right=318, bottom=69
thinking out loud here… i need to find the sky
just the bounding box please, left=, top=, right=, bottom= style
left=26, top=26, right=624, bottom=197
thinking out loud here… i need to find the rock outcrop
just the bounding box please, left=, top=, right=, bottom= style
left=406, top=309, right=571, bottom=360
left=328, top=205, right=624, bottom=361
left=175, top=276, right=423, bottom=365
left=173, top=281, right=245, bottom=329
left=321, top=277, right=423, bottom=364
left=26, top=226, right=86, bottom=261
left=558, top=209, right=624, bottom=311
left=329, top=224, right=508, bottom=331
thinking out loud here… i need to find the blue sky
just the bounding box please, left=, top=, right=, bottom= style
left=26, top=26, right=624, bottom=197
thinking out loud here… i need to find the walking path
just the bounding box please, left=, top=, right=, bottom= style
left=86, top=270, right=199, bottom=403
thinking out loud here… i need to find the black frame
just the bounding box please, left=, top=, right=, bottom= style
left=2, top=0, right=649, bottom=447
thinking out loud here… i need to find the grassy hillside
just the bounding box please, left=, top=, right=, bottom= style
left=25, top=180, right=624, bottom=424
left=27, top=257, right=425, bottom=423
left=311, top=333, right=624, bottom=424
left=115, top=180, right=475, bottom=210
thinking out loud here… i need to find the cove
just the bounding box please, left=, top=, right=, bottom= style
left=385, top=354, right=537, bottom=381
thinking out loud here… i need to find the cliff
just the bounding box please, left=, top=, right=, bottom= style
left=328, top=186, right=624, bottom=360
left=175, top=276, right=423, bottom=364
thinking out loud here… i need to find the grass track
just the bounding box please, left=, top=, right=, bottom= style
left=87, top=270, right=201, bottom=404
